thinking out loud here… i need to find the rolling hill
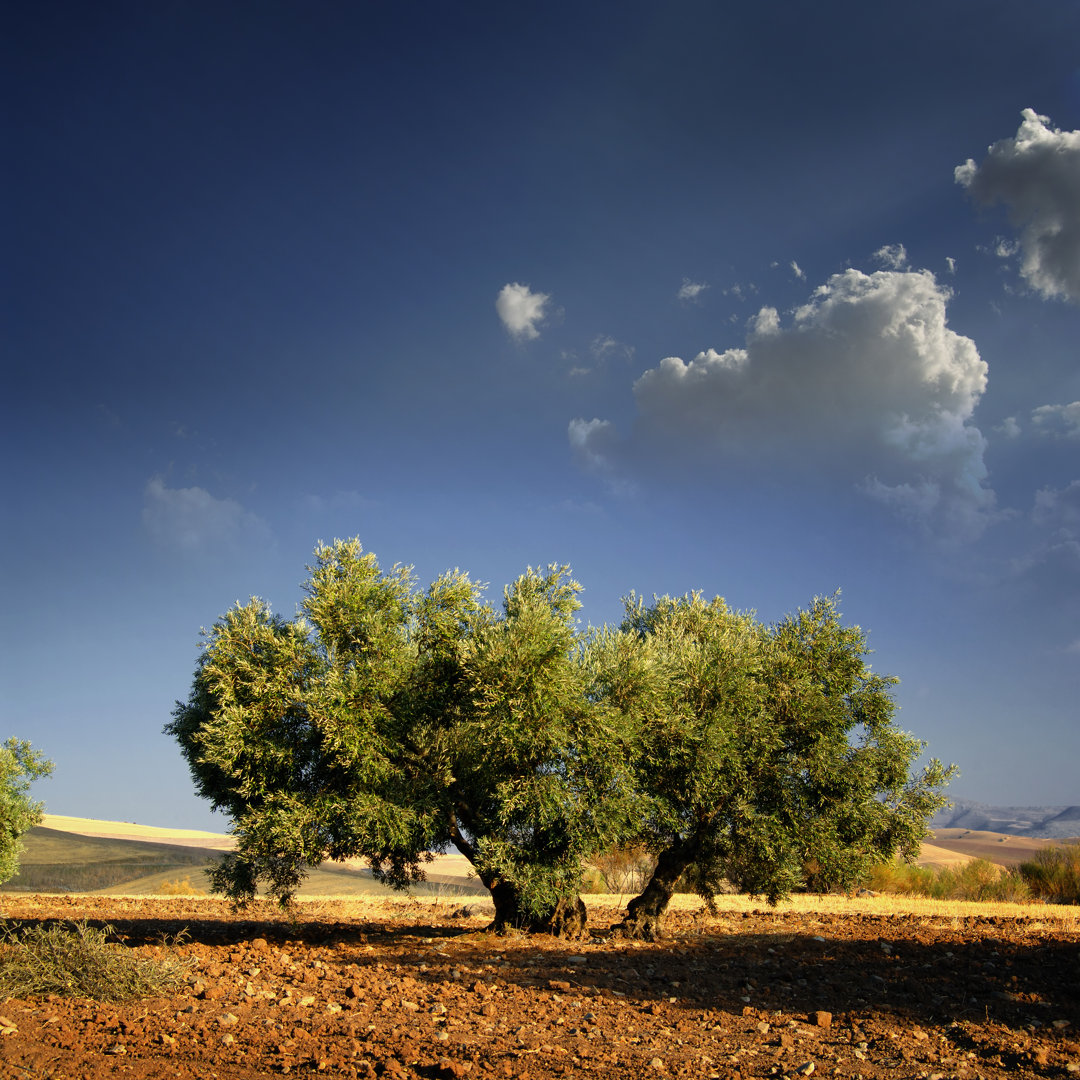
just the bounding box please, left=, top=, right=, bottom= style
left=2, top=816, right=485, bottom=898
left=4, top=812, right=1075, bottom=897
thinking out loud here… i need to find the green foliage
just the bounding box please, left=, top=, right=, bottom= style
left=169, top=541, right=951, bottom=935
left=869, top=858, right=1033, bottom=903
left=433, top=565, right=636, bottom=924
left=168, top=541, right=633, bottom=927
left=595, top=592, right=955, bottom=932
left=0, top=920, right=192, bottom=1001
left=0, top=738, right=53, bottom=885
left=1018, top=841, right=1080, bottom=904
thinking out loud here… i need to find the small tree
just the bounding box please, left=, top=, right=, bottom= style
left=603, top=593, right=954, bottom=938
left=1, top=738, right=54, bottom=885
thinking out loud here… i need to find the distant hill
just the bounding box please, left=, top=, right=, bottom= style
left=3, top=826, right=225, bottom=894
left=931, top=800, right=1080, bottom=839
left=2, top=818, right=485, bottom=898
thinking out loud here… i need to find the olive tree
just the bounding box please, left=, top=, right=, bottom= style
left=1, top=738, right=53, bottom=885
left=168, top=540, right=631, bottom=934
left=602, top=593, right=954, bottom=939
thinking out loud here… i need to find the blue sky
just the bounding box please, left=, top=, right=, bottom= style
left=4, top=2, right=1079, bottom=830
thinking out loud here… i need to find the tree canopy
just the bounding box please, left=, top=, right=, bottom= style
left=169, top=539, right=954, bottom=936
left=597, top=592, right=955, bottom=937
left=1, top=738, right=54, bottom=885
left=168, top=540, right=634, bottom=931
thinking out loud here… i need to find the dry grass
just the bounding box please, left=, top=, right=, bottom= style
left=0, top=920, right=194, bottom=1001
left=254, top=889, right=1080, bottom=929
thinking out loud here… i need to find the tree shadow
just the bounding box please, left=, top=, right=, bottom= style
left=4, top=904, right=1077, bottom=1034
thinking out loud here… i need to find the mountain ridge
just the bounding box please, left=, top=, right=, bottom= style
left=931, top=800, right=1080, bottom=839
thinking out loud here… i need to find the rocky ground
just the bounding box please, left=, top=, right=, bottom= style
left=1, top=894, right=1078, bottom=1080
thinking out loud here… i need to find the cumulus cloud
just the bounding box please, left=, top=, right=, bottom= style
left=573, top=267, right=995, bottom=539
left=748, top=306, right=780, bottom=337
left=678, top=278, right=709, bottom=303
left=956, top=109, right=1080, bottom=303
left=496, top=282, right=550, bottom=340
left=790, top=260, right=805, bottom=280
left=692, top=346, right=748, bottom=371
left=1031, top=401, right=1080, bottom=439
left=997, top=416, right=1022, bottom=438
left=142, top=477, right=272, bottom=554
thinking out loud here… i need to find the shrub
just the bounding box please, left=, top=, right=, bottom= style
left=0, top=920, right=193, bottom=1001
left=156, top=876, right=207, bottom=896
left=1018, top=841, right=1080, bottom=905
left=868, top=860, right=936, bottom=896
left=586, top=844, right=656, bottom=895
left=931, top=859, right=1030, bottom=903
left=869, top=858, right=1032, bottom=903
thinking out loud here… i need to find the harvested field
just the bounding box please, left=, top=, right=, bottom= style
left=927, top=830, right=1070, bottom=869
left=1, top=893, right=1078, bottom=1080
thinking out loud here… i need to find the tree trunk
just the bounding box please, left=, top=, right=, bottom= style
left=448, top=811, right=587, bottom=938
left=615, top=839, right=700, bottom=941
left=489, top=884, right=588, bottom=938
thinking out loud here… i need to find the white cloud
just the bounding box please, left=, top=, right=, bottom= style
left=678, top=278, right=709, bottom=303
left=496, top=282, right=550, bottom=340
left=748, top=306, right=780, bottom=337
left=692, top=346, right=749, bottom=371
left=945, top=257, right=956, bottom=275
left=956, top=109, right=1080, bottom=303
left=1031, top=401, right=1080, bottom=439
left=997, top=416, right=1022, bottom=438
left=568, top=417, right=616, bottom=474
left=142, top=477, right=273, bottom=554
left=590, top=334, right=634, bottom=363
left=575, top=267, right=994, bottom=539
left=994, top=237, right=1020, bottom=259
left=567, top=418, right=634, bottom=495
left=723, top=282, right=757, bottom=301
left=790, top=260, right=805, bottom=280
left=873, top=243, right=909, bottom=269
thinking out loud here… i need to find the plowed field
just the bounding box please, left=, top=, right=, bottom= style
left=2, top=894, right=1078, bottom=1079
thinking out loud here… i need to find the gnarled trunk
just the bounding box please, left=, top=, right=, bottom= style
left=449, top=810, right=587, bottom=938
left=489, top=885, right=587, bottom=937
left=615, top=836, right=703, bottom=940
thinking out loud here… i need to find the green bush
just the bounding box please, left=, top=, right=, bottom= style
left=931, top=859, right=1030, bottom=903
left=868, top=860, right=937, bottom=895
left=869, top=858, right=1032, bottom=903
left=0, top=920, right=192, bottom=1001
left=1018, top=841, right=1080, bottom=905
